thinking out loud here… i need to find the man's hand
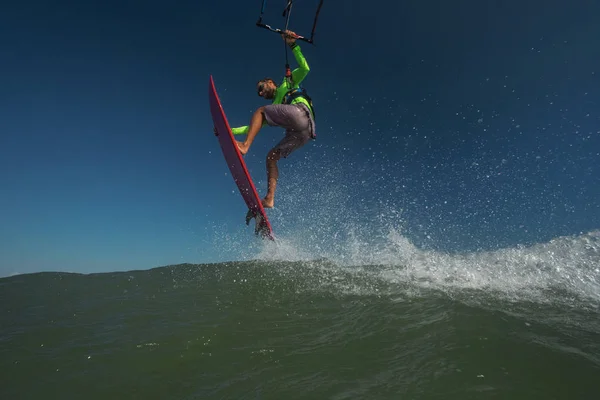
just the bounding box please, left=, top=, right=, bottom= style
left=282, top=30, right=298, bottom=46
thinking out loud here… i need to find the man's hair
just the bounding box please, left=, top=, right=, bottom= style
left=257, top=77, right=275, bottom=86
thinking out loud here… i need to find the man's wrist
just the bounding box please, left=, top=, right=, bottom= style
left=289, top=42, right=298, bottom=49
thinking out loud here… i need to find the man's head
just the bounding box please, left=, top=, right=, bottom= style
left=257, top=78, right=277, bottom=100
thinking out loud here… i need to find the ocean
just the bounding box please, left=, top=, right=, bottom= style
left=2, top=230, right=599, bottom=399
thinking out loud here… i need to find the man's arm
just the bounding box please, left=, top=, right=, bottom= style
left=281, top=31, right=309, bottom=86
left=290, top=43, right=310, bottom=86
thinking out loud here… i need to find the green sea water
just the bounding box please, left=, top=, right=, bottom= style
left=2, top=232, right=600, bottom=399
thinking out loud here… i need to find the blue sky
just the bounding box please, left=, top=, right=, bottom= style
left=1, top=0, right=599, bottom=276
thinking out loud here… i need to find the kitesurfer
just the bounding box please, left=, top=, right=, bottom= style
left=230, top=30, right=316, bottom=209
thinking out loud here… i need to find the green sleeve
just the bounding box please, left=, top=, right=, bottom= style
left=231, top=126, right=249, bottom=135
left=231, top=121, right=268, bottom=135
left=291, top=45, right=310, bottom=86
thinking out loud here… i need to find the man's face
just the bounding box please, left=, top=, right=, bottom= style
left=257, top=80, right=276, bottom=100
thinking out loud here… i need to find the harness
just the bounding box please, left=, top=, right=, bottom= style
left=283, top=86, right=315, bottom=120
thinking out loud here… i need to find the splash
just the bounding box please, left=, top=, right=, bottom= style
left=257, top=216, right=600, bottom=301
left=226, top=138, right=600, bottom=307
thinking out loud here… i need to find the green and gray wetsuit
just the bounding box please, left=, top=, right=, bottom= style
left=231, top=43, right=315, bottom=137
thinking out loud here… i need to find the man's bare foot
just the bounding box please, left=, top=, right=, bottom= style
left=236, top=141, right=249, bottom=155
left=261, top=197, right=274, bottom=208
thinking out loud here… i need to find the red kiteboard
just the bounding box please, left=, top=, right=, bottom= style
left=208, top=75, right=274, bottom=240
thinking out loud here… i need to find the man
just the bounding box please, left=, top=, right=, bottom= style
left=231, top=30, right=316, bottom=209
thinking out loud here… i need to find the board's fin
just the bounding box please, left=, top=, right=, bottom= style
left=245, top=209, right=255, bottom=226
left=245, top=208, right=271, bottom=238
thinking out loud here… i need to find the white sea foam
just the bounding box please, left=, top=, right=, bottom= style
left=223, top=142, right=600, bottom=307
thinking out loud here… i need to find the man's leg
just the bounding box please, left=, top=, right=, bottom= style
left=262, top=148, right=281, bottom=208
left=236, top=106, right=266, bottom=155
